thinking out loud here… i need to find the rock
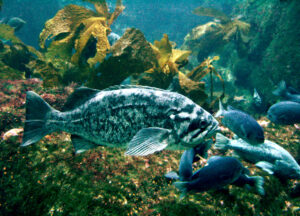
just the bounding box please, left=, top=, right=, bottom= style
left=87, top=28, right=157, bottom=89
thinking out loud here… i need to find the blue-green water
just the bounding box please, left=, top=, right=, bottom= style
left=0, top=0, right=300, bottom=215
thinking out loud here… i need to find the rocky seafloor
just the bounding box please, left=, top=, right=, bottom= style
left=0, top=79, right=299, bottom=216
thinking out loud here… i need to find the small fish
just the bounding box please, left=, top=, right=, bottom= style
left=214, top=133, right=300, bottom=179
left=3, top=128, right=23, bottom=140
left=273, top=80, right=300, bottom=103
left=174, top=156, right=264, bottom=198
left=253, top=88, right=262, bottom=106
left=267, top=101, right=300, bottom=125
left=108, top=32, right=121, bottom=46
left=215, top=101, right=264, bottom=145
left=165, top=141, right=212, bottom=181
left=21, top=85, right=219, bottom=156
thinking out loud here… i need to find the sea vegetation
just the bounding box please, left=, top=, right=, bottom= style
left=186, top=56, right=225, bottom=106
left=38, top=0, right=124, bottom=85
left=0, top=24, right=61, bottom=86
left=182, top=6, right=251, bottom=62
left=1, top=80, right=299, bottom=215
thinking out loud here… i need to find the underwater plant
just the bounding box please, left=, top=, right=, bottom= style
left=135, top=34, right=191, bottom=89
left=0, top=23, right=62, bottom=84
left=183, top=6, right=251, bottom=62
left=39, top=0, right=124, bottom=68
left=187, top=56, right=224, bottom=105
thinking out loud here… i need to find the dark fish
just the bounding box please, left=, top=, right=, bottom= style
left=21, top=85, right=219, bottom=156
left=174, top=156, right=264, bottom=198
left=267, top=101, right=300, bottom=125
left=214, top=133, right=300, bottom=179
left=273, top=81, right=300, bottom=103
left=165, top=148, right=195, bottom=181
left=215, top=101, right=264, bottom=145
left=165, top=140, right=212, bottom=181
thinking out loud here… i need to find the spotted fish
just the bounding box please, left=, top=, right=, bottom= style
left=21, top=85, right=219, bottom=156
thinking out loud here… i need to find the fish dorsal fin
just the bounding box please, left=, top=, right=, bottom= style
left=102, top=84, right=168, bottom=92
left=227, top=105, right=237, bottom=111
left=62, top=87, right=100, bottom=112
left=207, top=156, right=223, bottom=165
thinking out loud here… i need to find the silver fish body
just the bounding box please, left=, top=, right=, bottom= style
left=214, top=133, right=300, bottom=179
left=22, top=85, right=219, bottom=156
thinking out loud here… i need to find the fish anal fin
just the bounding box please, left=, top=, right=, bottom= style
left=71, top=135, right=99, bottom=154
left=125, top=127, right=170, bottom=156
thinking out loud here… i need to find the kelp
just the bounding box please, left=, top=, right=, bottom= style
left=39, top=0, right=124, bottom=69
left=83, top=0, right=125, bottom=25
left=136, top=34, right=191, bottom=89
left=0, top=0, right=2, bottom=10
left=185, top=7, right=251, bottom=61
left=71, top=17, right=110, bottom=66
left=187, top=56, right=224, bottom=105
left=152, top=34, right=173, bottom=68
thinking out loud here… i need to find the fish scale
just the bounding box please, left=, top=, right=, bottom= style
left=22, top=85, right=219, bottom=156
left=63, top=89, right=185, bottom=144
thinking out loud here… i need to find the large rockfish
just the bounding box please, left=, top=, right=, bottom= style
left=22, top=85, right=219, bottom=156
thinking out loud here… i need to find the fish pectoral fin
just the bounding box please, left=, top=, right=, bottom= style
left=71, top=135, right=99, bottom=154
left=125, top=127, right=170, bottom=156
left=233, top=134, right=239, bottom=140
left=255, top=161, right=274, bottom=174
left=207, top=156, right=223, bottom=165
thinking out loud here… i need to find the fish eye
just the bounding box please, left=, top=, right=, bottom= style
left=200, top=121, right=207, bottom=127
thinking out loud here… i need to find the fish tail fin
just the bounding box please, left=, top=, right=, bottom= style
left=272, top=80, right=287, bottom=97
left=214, top=133, right=230, bottom=150
left=21, top=91, right=56, bottom=147
left=173, top=181, right=188, bottom=199
left=246, top=176, right=265, bottom=196
left=215, top=100, right=225, bottom=117
left=253, top=176, right=265, bottom=196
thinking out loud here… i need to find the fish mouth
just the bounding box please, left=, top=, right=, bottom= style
left=183, top=120, right=220, bottom=146
left=206, top=120, right=220, bottom=137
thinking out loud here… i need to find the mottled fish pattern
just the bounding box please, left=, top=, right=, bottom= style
left=22, top=85, right=219, bottom=156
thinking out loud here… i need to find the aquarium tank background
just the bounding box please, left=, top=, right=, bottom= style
left=0, top=0, right=300, bottom=215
